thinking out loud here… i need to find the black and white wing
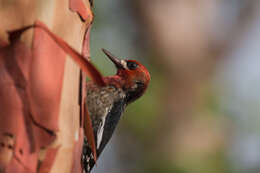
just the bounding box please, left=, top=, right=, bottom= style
left=81, top=98, right=126, bottom=173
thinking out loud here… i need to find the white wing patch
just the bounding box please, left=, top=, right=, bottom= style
left=96, top=108, right=108, bottom=149
left=121, top=60, right=127, bottom=69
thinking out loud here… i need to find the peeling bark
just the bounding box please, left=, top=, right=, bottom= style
left=0, top=0, right=94, bottom=172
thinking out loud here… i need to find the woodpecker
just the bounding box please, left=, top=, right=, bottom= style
left=81, top=49, right=151, bottom=173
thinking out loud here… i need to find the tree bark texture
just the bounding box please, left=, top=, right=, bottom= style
left=0, top=0, right=93, bottom=172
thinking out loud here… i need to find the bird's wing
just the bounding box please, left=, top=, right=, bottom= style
left=82, top=98, right=126, bottom=173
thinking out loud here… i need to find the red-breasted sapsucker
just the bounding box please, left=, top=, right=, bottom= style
left=81, top=49, right=150, bottom=173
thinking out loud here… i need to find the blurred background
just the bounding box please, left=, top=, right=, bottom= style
left=89, top=0, right=260, bottom=173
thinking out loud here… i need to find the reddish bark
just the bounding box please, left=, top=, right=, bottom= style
left=69, top=0, right=92, bottom=21
left=38, top=147, right=60, bottom=173
left=0, top=0, right=95, bottom=172
left=0, top=31, right=54, bottom=173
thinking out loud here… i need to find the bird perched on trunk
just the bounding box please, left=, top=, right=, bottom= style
left=6, top=22, right=150, bottom=173
left=81, top=49, right=150, bottom=173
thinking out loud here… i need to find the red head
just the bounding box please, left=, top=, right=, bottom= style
left=102, top=49, right=151, bottom=103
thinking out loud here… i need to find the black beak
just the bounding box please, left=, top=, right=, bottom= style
left=102, top=48, right=125, bottom=69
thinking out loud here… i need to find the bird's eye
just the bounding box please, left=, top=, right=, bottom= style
left=127, top=61, right=138, bottom=70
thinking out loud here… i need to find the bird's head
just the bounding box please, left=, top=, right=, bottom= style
left=102, top=49, right=151, bottom=103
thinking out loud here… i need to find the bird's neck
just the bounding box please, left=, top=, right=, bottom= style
left=103, top=76, right=125, bottom=89
left=104, top=76, right=145, bottom=104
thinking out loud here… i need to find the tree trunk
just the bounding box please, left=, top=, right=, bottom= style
left=0, top=0, right=93, bottom=172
